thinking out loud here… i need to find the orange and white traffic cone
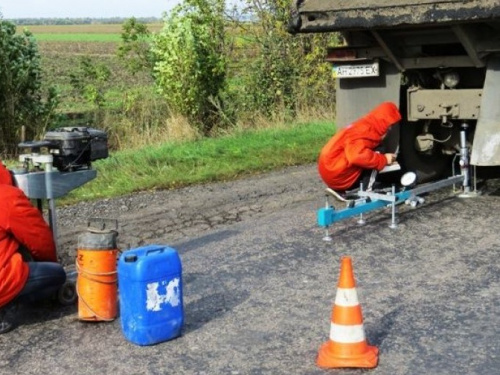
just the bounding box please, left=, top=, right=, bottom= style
left=316, top=256, right=378, bottom=369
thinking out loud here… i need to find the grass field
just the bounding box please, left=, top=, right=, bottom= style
left=24, top=23, right=163, bottom=42
left=32, top=22, right=258, bottom=116
left=30, top=24, right=156, bottom=116
left=63, top=120, right=334, bottom=203
left=23, top=23, right=164, bottom=34
left=35, top=33, right=123, bottom=42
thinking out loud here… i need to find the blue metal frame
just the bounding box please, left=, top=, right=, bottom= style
left=317, top=175, right=464, bottom=228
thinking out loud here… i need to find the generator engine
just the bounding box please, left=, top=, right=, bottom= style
left=19, top=127, right=108, bottom=172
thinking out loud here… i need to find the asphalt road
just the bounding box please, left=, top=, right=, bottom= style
left=1, top=164, right=500, bottom=375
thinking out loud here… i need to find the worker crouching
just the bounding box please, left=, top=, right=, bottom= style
left=318, top=101, right=402, bottom=192
left=0, top=161, right=66, bottom=333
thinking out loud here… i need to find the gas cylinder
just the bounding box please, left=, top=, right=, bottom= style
left=76, top=219, right=119, bottom=321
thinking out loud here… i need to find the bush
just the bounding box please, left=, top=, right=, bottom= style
left=0, top=20, right=59, bottom=156
left=227, top=0, right=337, bottom=122
left=152, top=0, right=227, bottom=134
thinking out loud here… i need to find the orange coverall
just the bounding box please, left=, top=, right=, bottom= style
left=0, top=162, right=57, bottom=308
left=318, top=102, right=402, bottom=191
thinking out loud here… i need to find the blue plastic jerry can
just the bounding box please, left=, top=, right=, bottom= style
left=118, top=245, right=183, bottom=346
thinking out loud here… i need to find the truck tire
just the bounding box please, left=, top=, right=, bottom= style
left=399, top=120, right=451, bottom=183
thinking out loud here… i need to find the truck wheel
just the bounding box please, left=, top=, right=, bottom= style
left=399, top=120, right=451, bottom=183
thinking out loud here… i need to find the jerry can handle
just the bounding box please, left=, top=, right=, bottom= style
left=146, top=246, right=165, bottom=256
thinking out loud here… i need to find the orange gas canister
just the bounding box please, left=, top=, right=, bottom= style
left=76, top=219, right=119, bottom=321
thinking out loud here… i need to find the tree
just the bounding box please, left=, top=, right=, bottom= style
left=233, top=0, right=337, bottom=119
left=69, top=56, right=111, bottom=108
left=152, top=0, right=227, bottom=134
left=117, top=17, right=154, bottom=75
left=0, top=20, right=58, bottom=156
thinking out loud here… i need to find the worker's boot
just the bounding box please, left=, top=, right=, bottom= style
left=0, top=303, right=17, bottom=334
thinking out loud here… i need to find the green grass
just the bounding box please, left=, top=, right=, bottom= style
left=34, top=33, right=122, bottom=42
left=61, top=121, right=335, bottom=204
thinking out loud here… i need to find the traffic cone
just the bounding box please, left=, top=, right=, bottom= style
left=316, top=256, right=378, bottom=368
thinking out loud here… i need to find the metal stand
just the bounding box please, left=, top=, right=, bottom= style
left=317, top=174, right=465, bottom=238
left=457, top=122, right=481, bottom=198
left=389, top=185, right=398, bottom=229
left=44, top=156, right=59, bottom=254
left=357, top=213, right=366, bottom=226
left=322, top=195, right=333, bottom=242
left=14, top=153, right=97, bottom=254
left=316, top=124, right=479, bottom=238
left=357, top=183, right=366, bottom=225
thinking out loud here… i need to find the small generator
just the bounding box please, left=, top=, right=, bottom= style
left=18, top=127, right=108, bottom=171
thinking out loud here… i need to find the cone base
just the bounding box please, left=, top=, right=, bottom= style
left=316, top=341, right=379, bottom=369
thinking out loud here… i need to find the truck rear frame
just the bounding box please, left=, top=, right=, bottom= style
left=290, top=0, right=500, bottom=182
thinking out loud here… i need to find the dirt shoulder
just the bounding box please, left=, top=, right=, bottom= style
left=56, top=164, right=325, bottom=266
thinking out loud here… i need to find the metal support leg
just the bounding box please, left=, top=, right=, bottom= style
left=460, top=122, right=470, bottom=194
left=367, top=170, right=378, bottom=191
left=357, top=213, right=366, bottom=225
left=458, top=122, right=480, bottom=198
left=473, top=165, right=479, bottom=194
left=322, top=195, right=333, bottom=242
left=389, top=185, right=398, bottom=229
left=44, top=159, right=59, bottom=254
left=323, top=228, right=332, bottom=242
left=357, top=183, right=366, bottom=225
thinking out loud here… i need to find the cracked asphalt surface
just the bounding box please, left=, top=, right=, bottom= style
left=2, top=164, right=500, bottom=375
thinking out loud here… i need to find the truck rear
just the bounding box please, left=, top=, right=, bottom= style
left=289, top=0, right=500, bottom=182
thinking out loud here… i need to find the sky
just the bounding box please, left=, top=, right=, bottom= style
left=0, top=0, right=183, bottom=19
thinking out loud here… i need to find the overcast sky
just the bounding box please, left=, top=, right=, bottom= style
left=0, top=0, right=182, bottom=18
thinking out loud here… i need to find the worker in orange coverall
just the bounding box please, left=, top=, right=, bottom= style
left=318, top=101, right=402, bottom=192
left=0, top=161, right=66, bottom=333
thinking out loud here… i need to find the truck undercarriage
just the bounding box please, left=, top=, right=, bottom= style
left=289, top=0, right=500, bottom=182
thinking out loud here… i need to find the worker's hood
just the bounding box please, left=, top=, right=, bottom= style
left=0, top=161, right=13, bottom=185
left=359, top=101, right=401, bottom=140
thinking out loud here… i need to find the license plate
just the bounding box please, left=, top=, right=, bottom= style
left=332, top=61, right=379, bottom=78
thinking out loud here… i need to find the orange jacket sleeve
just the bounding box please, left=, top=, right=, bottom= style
left=7, top=187, right=57, bottom=262
left=0, top=162, right=12, bottom=185
left=344, top=139, right=388, bottom=171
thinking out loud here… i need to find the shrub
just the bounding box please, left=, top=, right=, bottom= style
left=152, top=0, right=227, bottom=134
left=0, top=20, right=59, bottom=156
left=117, top=17, right=154, bottom=75
left=228, top=0, right=337, bottom=122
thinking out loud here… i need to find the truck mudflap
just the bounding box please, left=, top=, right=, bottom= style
left=335, top=60, right=401, bottom=151
left=471, top=55, right=500, bottom=166
left=335, top=60, right=401, bottom=146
